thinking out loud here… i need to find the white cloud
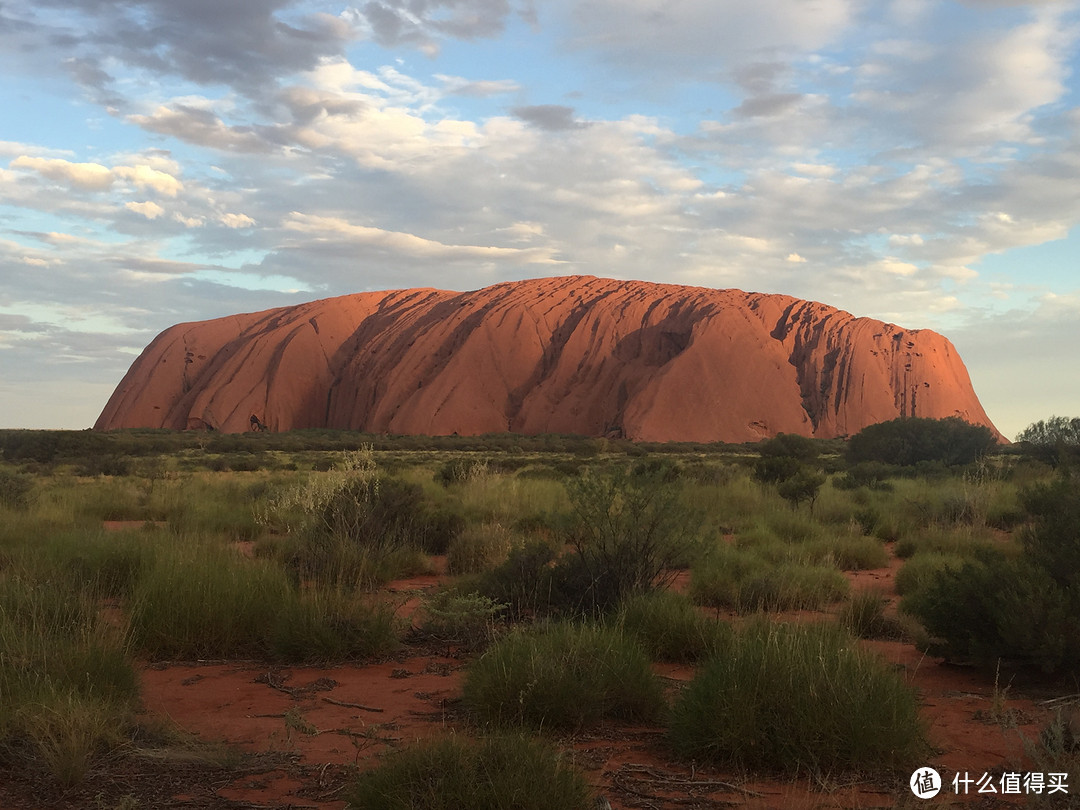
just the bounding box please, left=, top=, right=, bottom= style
left=124, top=201, right=165, bottom=219
left=219, top=213, right=255, bottom=228
left=114, top=165, right=184, bottom=197
left=282, top=212, right=558, bottom=262
left=11, top=156, right=114, bottom=191
left=9, top=156, right=184, bottom=197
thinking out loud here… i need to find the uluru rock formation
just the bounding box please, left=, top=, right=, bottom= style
left=95, top=276, right=1001, bottom=443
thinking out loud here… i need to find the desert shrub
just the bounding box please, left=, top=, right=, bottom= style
left=902, top=549, right=1080, bottom=672
left=269, top=472, right=461, bottom=587
left=435, top=458, right=489, bottom=487
left=847, top=416, right=996, bottom=467
left=903, top=473, right=1080, bottom=673
left=0, top=574, right=137, bottom=707
left=752, top=455, right=801, bottom=485
left=463, top=622, right=664, bottom=729
left=560, top=468, right=701, bottom=614
left=470, top=540, right=560, bottom=621
left=128, top=545, right=297, bottom=659
left=447, top=523, right=515, bottom=574
left=837, top=589, right=902, bottom=639
left=615, top=590, right=731, bottom=663
left=833, top=461, right=896, bottom=491
left=1021, top=475, right=1080, bottom=580
left=344, top=734, right=593, bottom=810
left=0, top=469, right=35, bottom=510
left=415, top=589, right=505, bottom=648
left=763, top=509, right=823, bottom=543
left=801, top=535, right=889, bottom=571
left=78, top=455, right=134, bottom=477
left=630, top=457, right=682, bottom=482
left=318, top=476, right=442, bottom=550
left=1016, top=415, right=1080, bottom=467
left=893, top=552, right=966, bottom=596
left=758, top=433, right=820, bottom=462
left=668, top=621, right=925, bottom=773
left=690, top=547, right=849, bottom=613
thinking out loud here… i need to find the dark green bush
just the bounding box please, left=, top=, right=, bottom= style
left=903, top=474, right=1080, bottom=673
left=668, top=621, right=925, bottom=773
left=902, top=549, right=1079, bottom=672
left=78, top=454, right=133, bottom=477
left=463, top=622, right=664, bottom=729
left=758, top=433, right=820, bottom=462
left=833, top=461, right=896, bottom=490
left=0, top=469, right=34, bottom=510
left=472, top=540, right=559, bottom=621
left=1021, top=475, right=1080, bottom=581
left=345, top=734, right=593, bottom=810
left=752, top=455, right=801, bottom=485
left=846, top=417, right=996, bottom=467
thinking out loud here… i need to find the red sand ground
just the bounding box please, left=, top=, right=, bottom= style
left=1, top=533, right=1066, bottom=809
left=132, top=553, right=1060, bottom=810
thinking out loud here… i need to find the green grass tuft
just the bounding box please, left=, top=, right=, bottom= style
left=463, top=621, right=664, bottom=729
left=614, top=590, right=731, bottom=663
left=668, top=620, right=926, bottom=773
left=344, top=733, right=593, bottom=810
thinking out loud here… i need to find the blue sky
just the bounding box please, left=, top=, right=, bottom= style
left=2, top=0, right=1078, bottom=438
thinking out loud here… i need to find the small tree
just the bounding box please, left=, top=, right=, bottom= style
left=777, top=467, right=826, bottom=511
left=1016, top=416, right=1080, bottom=468
left=562, top=468, right=700, bottom=614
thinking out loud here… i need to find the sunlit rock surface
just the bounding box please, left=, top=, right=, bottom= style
left=96, top=276, right=1001, bottom=442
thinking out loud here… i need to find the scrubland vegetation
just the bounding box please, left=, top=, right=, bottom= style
left=1, top=415, right=1078, bottom=807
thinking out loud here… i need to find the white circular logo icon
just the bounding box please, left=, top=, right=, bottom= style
left=910, top=767, right=942, bottom=799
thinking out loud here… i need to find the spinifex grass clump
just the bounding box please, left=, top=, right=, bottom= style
left=690, top=545, right=849, bottom=613
left=446, top=522, right=515, bottom=574
left=345, top=734, right=593, bottom=810
left=0, top=571, right=138, bottom=785
left=463, top=621, right=664, bottom=729
left=668, top=621, right=925, bottom=773
left=128, top=539, right=398, bottom=661
left=837, top=589, right=903, bottom=639
left=615, top=590, right=732, bottom=663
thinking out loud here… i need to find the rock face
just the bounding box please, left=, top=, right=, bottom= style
left=95, top=276, right=1002, bottom=442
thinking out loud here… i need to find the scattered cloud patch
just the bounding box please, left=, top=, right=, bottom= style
left=125, top=201, right=165, bottom=219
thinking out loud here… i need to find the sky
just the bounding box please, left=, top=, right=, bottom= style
left=1, top=0, right=1078, bottom=439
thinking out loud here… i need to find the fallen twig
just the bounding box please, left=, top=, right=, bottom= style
left=616, top=763, right=767, bottom=798
left=322, top=696, right=384, bottom=712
